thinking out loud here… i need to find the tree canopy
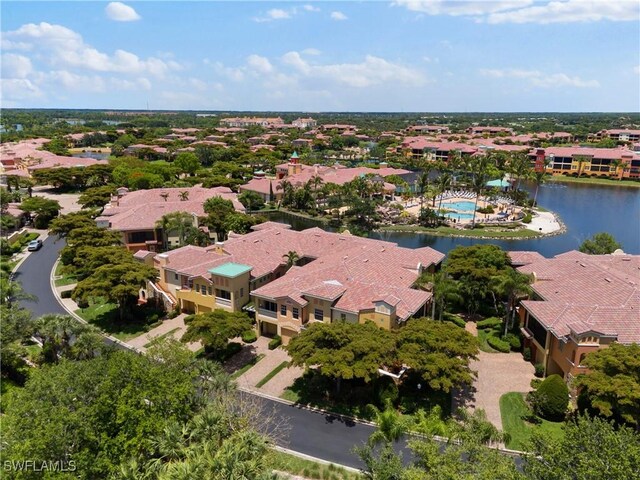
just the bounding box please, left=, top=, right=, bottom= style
left=579, top=232, right=622, bottom=255
left=181, top=309, right=253, bottom=356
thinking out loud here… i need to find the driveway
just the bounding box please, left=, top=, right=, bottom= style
left=453, top=350, right=535, bottom=429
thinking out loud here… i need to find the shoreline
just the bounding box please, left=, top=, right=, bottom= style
left=546, top=175, right=640, bottom=188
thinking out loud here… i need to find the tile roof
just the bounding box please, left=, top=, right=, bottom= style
left=518, top=250, right=640, bottom=343
left=508, top=251, right=546, bottom=266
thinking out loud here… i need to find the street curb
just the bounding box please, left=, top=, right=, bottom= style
left=49, top=257, right=145, bottom=354
left=10, top=230, right=49, bottom=274
left=272, top=446, right=361, bottom=474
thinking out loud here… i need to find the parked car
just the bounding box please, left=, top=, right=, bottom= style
left=27, top=239, right=43, bottom=251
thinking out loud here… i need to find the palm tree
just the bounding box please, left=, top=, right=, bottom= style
left=469, top=156, right=491, bottom=228
left=71, top=329, right=104, bottom=360
left=436, top=172, right=452, bottom=217
left=492, top=269, right=533, bottom=337
left=179, top=191, right=189, bottom=201
left=276, top=179, right=294, bottom=207
left=160, top=192, right=170, bottom=202
left=366, top=402, right=411, bottom=446
left=611, top=158, right=627, bottom=181
left=282, top=251, right=299, bottom=269
left=35, top=314, right=85, bottom=363
left=155, top=212, right=194, bottom=249
left=509, top=152, right=531, bottom=193
left=532, top=170, right=546, bottom=208
left=416, top=171, right=430, bottom=219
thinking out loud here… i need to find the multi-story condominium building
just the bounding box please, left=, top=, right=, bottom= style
left=143, top=223, right=444, bottom=345
left=406, top=125, right=451, bottom=135
left=514, top=250, right=640, bottom=382
left=530, top=147, right=640, bottom=178
left=466, top=126, right=515, bottom=136
left=292, top=117, right=317, bottom=129
left=398, top=137, right=477, bottom=161
left=595, top=129, right=640, bottom=142
left=96, top=186, right=245, bottom=252
left=220, top=117, right=285, bottom=128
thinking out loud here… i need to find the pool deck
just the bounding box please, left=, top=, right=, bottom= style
left=404, top=196, right=520, bottom=224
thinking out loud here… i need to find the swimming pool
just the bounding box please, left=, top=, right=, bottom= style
left=441, top=200, right=476, bottom=212
left=443, top=212, right=475, bottom=221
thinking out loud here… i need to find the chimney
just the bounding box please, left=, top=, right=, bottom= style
left=214, top=241, right=225, bottom=254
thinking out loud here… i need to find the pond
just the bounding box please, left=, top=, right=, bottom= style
left=265, top=182, right=640, bottom=257
left=71, top=152, right=110, bottom=160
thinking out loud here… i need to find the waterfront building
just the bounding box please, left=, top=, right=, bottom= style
left=595, top=129, right=640, bottom=143
left=530, top=147, right=640, bottom=178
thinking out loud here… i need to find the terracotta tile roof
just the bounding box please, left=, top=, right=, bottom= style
left=518, top=250, right=640, bottom=343
left=508, top=251, right=546, bottom=266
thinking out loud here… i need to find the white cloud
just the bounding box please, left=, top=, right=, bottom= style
left=302, top=48, right=321, bottom=56
left=303, top=5, right=321, bottom=12
left=2, top=53, right=33, bottom=78
left=3, top=22, right=178, bottom=77
left=254, top=8, right=292, bottom=22
left=634, top=65, right=640, bottom=75
left=282, top=51, right=426, bottom=88
left=1, top=78, right=43, bottom=101
left=393, top=0, right=533, bottom=16
left=480, top=68, right=599, bottom=88
left=209, top=61, right=245, bottom=82
left=105, top=2, right=141, bottom=22
left=48, top=70, right=107, bottom=92
left=247, top=54, right=274, bottom=74
left=331, top=11, right=348, bottom=21
left=486, top=0, right=640, bottom=24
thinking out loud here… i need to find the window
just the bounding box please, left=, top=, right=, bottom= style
left=281, top=305, right=287, bottom=316
left=240, top=288, right=244, bottom=298
left=208, top=286, right=212, bottom=296
left=314, top=309, right=323, bottom=321
left=340, top=313, right=346, bottom=321
left=200, top=285, right=206, bottom=295
left=216, top=289, right=231, bottom=300
left=174, top=273, right=179, bottom=280
left=263, top=301, right=277, bottom=312
left=292, top=307, right=299, bottom=319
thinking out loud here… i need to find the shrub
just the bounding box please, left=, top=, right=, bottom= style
left=534, top=363, right=545, bottom=378
left=224, top=342, right=243, bottom=359
left=241, top=330, right=257, bottom=343
left=522, top=213, right=533, bottom=224
left=477, top=205, right=495, bottom=214
left=374, top=376, right=399, bottom=407
left=523, top=347, right=531, bottom=361
left=530, top=378, right=542, bottom=389
left=60, top=290, right=73, bottom=299
left=487, top=335, right=511, bottom=353
left=530, top=374, right=569, bottom=420
left=505, top=333, right=521, bottom=351
left=167, top=307, right=180, bottom=319
left=443, top=312, right=466, bottom=328
left=268, top=335, right=282, bottom=350
left=477, top=317, right=503, bottom=330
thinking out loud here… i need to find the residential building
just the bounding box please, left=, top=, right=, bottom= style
left=96, top=186, right=245, bottom=252
left=530, top=147, right=640, bottom=178
left=516, top=250, right=640, bottom=382
left=220, top=117, right=285, bottom=128
left=467, top=126, right=515, bottom=136
left=596, top=129, right=640, bottom=143
left=292, top=117, right=317, bottom=129
left=398, top=137, right=477, bottom=161
left=406, top=125, right=450, bottom=135
left=143, top=222, right=444, bottom=344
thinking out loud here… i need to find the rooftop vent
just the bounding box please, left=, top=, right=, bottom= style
left=605, top=278, right=612, bottom=283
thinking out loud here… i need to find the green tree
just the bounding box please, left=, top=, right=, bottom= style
left=59, top=225, right=123, bottom=267
left=282, top=250, right=300, bottom=269
left=68, top=245, right=135, bottom=280
left=181, top=310, right=253, bottom=357
left=19, top=196, right=60, bottom=228
left=173, top=152, right=200, bottom=176
left=574, top=343, right=640, bottom=427
left=49, top=210, right=96, bottom=237
left=1, top=344, right=204, bottom=478
left=224, top=212, right=258, bottom=235
left=287, top=321, right=395, bottom=394
left=238, top=190, right=265, bottom=212
left=202, top=196, right=236, bottom=240
left=469, top=155, right=492, bottom=228
left=78, top=185, right=117, bottom=208
left=579, top=232, right=622, bottom=255
left=524, top=415, right=640, bottom=480
left=396, top=319, right=479, bottom=392
left=156, top=211, right=196, bottom=249
left=490, top=268, right=533, bottom=336
left=72, top=261, right=158, bottom=320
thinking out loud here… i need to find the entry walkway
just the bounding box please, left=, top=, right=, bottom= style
left=127, top=313, right=201, bottom=352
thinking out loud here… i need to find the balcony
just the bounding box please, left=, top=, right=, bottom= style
left=258, top=308, right=277, bottom=319
left=215, top=297, right=232, bottom=307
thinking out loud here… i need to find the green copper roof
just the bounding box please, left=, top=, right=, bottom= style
left=291, top=151, right=299, bottom=159
left=208, top=262, right=253, bottom=278
left=486, top=178, right=510, bottom=188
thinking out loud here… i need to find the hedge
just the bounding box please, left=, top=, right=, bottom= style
left=487, top=335, right=511, bottom=353
left=60, top=289, right=73, bottom=299
left=505, top=333, right=522, bottom=351
left=241, top=330, right=257, bottom=343
left=268, top=335, right=282, bottom=350
left=522, top=213, right=533, bottom=224
left=477, top=317, right=503, bottom=330
left=443, top=312, right=466, bottom=328
left=531, top=374, right=569, bottom=420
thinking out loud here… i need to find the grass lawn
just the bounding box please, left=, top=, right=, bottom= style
left=267, top=450, right=361, bottom=480
left=143, top=327, right=181, bottom=348
left=75, top=300, right=160, bottom=342
left=378, top=225, right=542, bottom=239
left=547, top=175, right=640, bottom=188
left=55, top=275, right=77, bottom=287
left=255, top=361, right=289, bottom=388
left=230, top=353, right=265, bottom=380
left=500, top=392, right=565, bottom=451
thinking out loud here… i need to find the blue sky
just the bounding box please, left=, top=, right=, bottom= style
left=2, top=1, right=639, bottom=111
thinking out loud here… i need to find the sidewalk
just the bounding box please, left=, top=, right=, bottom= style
left=126, top=313, right=201, bottom=352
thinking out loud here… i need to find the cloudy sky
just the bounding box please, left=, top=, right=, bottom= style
left=2, top=1, right=639, bottom=111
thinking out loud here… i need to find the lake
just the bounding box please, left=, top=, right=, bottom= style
left=267, top=182, right=640, bottom=257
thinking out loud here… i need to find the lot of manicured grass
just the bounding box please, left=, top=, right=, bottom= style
left=267, top=449, right=361, bottom=480
left=230, top=353, right=265, bottom=380
left=547, top=175, right=640, bottom=188
left=500, top=392, right=565, bottom=451
left=378, top=225, right=541, bottom=239
left=75, top=300, right=160, bottom=342
left=256, top=361, right=289, bottom=388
